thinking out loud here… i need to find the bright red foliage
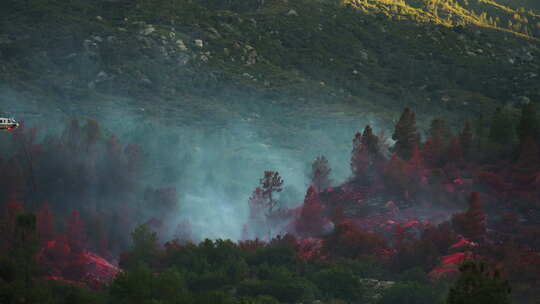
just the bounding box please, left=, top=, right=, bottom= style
left=295, top=186, right=328, bottom=238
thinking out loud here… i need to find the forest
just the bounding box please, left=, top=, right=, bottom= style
left=1, top=103, right=539, bottom=304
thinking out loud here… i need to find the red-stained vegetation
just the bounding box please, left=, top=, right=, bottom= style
left=1, top=104, right=540, bottom=303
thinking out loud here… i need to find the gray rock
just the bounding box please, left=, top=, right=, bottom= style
left=140, top=24, right=155, bottom=36
left=518, top=96, right=531, bottom=105
left=359, top=50, right=368, bottom=61
left=96, top=71, right=109, bottom=82
left=141, top=77, right=152, bottom=85
left=106, top=36, right=117, bottom=44
left=287, top=9, right=298, bottom=16
left=176, top=40, right=188, bottom=51
left=83, top=39, right=99, bottom=56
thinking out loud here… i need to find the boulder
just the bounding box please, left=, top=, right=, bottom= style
left=286, top=9, right=298, bottom=16
left=140, top=24, right=155, bottom=36
left=176, top=40, right=188, bottom=51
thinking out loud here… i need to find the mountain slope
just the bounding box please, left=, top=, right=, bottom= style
left=0, top=0, right=538, bottom=130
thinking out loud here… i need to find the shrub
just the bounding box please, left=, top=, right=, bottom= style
left=378, top=282, right=446, bottom=304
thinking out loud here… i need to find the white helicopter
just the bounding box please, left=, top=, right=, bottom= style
left=0, top=117, right=20, bottom=130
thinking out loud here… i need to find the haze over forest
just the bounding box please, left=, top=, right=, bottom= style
left=0, top=1, right=539, bottom=304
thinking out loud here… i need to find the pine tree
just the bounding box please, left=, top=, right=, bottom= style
left=259, top=171, right=284, bottom=214
left=459, top=120, right=474, bottom=159
left=447, top=137, right=464, bottom=164
left=310, top=156, right=332, bottom=192
left=66, top=210, right=87, bottom=254
left=429, top=117, right=452, bottom=146
left=36, top=201, right=54, bottom=246
left=422, top=138, right=439, bottom=168
left=384, top=153, right=411, bottom=196
left=488, top=107, right=516, bottom=146
left=121, top=223, right=160, bottom=270
left=361, top=125, right=380, bottom=158
left=473, top=114, right=489, bottom=153
left=351, top=140, right=370, bottom=179
left=447, top=260, right=511, bottom=304
left=12, top=212, right=39, bottom=291
left=295, top=186, right=326, bottom=238
left=452, top=192, right=486, bottom=242
left=513, top=136, right=540, bottom=179
left=516, top=102, right=539, bottom=144
left=392, top=108, right=420, bottom=160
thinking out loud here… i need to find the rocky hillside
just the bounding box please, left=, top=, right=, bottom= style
left=0, top=0, right=538, bottom=129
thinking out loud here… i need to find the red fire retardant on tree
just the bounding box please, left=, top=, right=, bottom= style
left=295, top=186, right=328, bottom=238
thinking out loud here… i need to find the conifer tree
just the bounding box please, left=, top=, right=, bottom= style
left=459, top=120, right=474, bottom=158
left=121, top=224, right=160, bottom=270
left=516, top=102, right=539, bottom=145
left=295, top=186, right=326, bottom=238
left=351, top=139, right=370, bottom=179
left=452, top=192, right=486, bottom=242
left=473, top=114, right=488, bottom=153
left=66, top=210, right=87, bottom=254
left=422, top=138, right=438, bottom=168
left=259, top=171, right=284, bottom=214
left=513, top=136, right=540, bottom=178
left=12, top=212, right=39, bottom=291
left=429, top=117, right=452, bottom=146
left=384, top=153, right=411, bottom=196
left=392, top=108, right=420, bottom=160
left=447, top=260, right=511, bottom=304
left=361, top=125, right=380, bottom=158
left=447, top=137, right=464, bottom=164
left=36, top=201, right=54, bottom=246
left=488, top=107, right=516, bottom=146
left=310, top=156, right=332, bottom=192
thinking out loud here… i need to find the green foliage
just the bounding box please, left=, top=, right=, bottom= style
left=109, top=263, right=193, bottom=304
left=516, top=102, right=539, bottom=142
left=122, top=224, right=161, bottom=270
left=312, top=266, right=365, bottom=301
left=447, top=260, right=512, bottom=304
left=193, top=290, right=235, bottom=304
left=237, top=276, right=317, bottom=303
left=488, top=106, right=517, bottom=152
left=237, top=295, right=280, bottom=304
left=1, top=0, right=539, bottom=131
left=378, top=281, right=447, bottom=304
left=392, top=108, right=420, bottom=160
left=247, top=236, right=298, bottom=267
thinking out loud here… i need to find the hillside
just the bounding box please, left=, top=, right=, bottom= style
left=0, top=0, right=538, bottom=131
left=1, top=2, right=540, bottom=303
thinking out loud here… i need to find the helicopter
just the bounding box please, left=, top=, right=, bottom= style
left=0, top=117, right=20, bottom=130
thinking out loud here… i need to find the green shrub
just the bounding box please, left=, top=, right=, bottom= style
left=312, top=266, right=364, bottom=301
left=378, top=282, right=446, bottom=304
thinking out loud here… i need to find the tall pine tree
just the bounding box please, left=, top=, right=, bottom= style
left=517, top=102, right=539, bottom=141
left=310, top=156, right=332, bottom=192
left=392, top=108, right=420, bottom=160
left=447, top=260, right=511, bottom=304
left=459, top=120, right=474, bottom=159
left=488, top=107, right=516, bottom=147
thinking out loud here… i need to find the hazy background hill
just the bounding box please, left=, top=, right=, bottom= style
left=1, top=0, right=538, bottom=125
